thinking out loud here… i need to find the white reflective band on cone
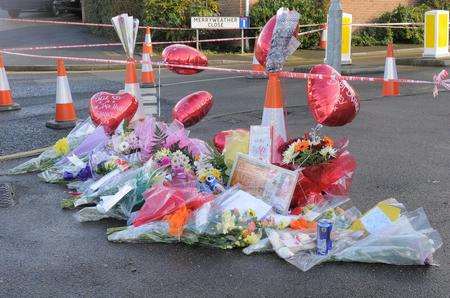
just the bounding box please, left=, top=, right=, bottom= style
left=252, top=54, right=259, bottom=64
left=384, top=58, right=398, bottom=80
left=125, top=83, right=145, bottom=121
left=145, top=34, right=151, bottom=44
left=142, top=53, right=153, bottom=72
left=0, top=68, right=11, bottom=90
left=56, top=76, right=73, bottom=104
left=262, top=108, right=287, bottom=141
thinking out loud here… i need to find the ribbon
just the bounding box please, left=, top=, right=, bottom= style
left=433, top=69, right=450, bottom=98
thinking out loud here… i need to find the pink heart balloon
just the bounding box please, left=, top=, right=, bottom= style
left=89, top=92, right=138, bottom=134
left=162, top=44, right=208, bottom=75
left=307, top=64, right=360, bottom=126
left=172, top=91, right=213, bottom=127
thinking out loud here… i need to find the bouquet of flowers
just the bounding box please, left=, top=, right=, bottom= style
left=6, top=119, right=96, bottom=175
left=279, top=127, right=357, bottom=208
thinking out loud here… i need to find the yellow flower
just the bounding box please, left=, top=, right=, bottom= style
left=198, top=172, right=208, bottom=183
left=210, top=168, right=222, bottom=179
left=247, top=209, right=256, bottom=218
left=244, top=232, right=261, bottom=245
left=53, top=137, right=70, bottom=156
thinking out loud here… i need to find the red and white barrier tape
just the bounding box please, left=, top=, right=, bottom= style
left=1, top=29, right=323, bottom=52
left=1, top=17, right=424, bottom=31
left=0, top=17, right=192, bottom=30
left=2, top=36, right=260, bottom=52
left=1, top=49, right=448, bottom=96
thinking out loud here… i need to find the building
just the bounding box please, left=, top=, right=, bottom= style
left=219, top=0, right=419, bottom=24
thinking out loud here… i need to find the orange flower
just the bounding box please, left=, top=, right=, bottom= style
left=323, top=136, right=334, bottom=147
left=290, top=218, right=317, bottom=231
left=294, top=140, right=310, bottom=152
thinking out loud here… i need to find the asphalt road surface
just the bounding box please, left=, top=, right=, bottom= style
left=0, top=66, right=449, bottom=297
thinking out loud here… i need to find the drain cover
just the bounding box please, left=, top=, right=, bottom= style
left=0, top=183, right=15, bottom=208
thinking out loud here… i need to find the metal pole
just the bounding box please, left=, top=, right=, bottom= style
left=325, top=0, right=342, bottom=73
left=196, top=29, right=199, bottom=50
left=241, top=29, right=244, bottom=54
left=158, top=64, right=161, bottom=118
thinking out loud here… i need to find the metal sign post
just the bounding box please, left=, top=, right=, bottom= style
left=325, top=0, right=343, bottom=73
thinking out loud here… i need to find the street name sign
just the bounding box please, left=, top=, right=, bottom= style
left=191, top=17, right=250, bottom=29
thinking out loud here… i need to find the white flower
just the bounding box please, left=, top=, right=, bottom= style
left=153, top=148, right=171, bottom=161
left=171, top=150, right=191, bottom=168
left=282, top=144, right=296, bottom=164
left=118, top=141, right=130, bottom=152
left=216, top=211, right=236, bottom=234
left=194, top=159, right=213, bottom=172
left=319, top=146, right=337, bottom=157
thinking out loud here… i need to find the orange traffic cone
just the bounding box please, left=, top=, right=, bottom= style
left=0, top=53, right=20, bottom=112
left=46, top=59, right=77, bottom=129
left=125, top=59, right=145, bottom=122
left=319, top=24, right=327, bottom=50
left=141, top=26, right=156, bottom=87
left=262, top=72, right=287, bottom=163
left=382, top=43, right=399, bottom=96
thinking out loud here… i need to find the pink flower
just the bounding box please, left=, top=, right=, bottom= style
left=159, top=156, right=171, bottom=166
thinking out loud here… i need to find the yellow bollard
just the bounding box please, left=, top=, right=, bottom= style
left=341, top=13, right=352, bottom=64
left=423, top=10, right=449, bottom=58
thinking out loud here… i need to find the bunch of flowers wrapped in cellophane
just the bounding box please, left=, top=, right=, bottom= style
left=107, top=186, right=291, bottom=249
left=6, top=119, right=97, bottom=175
left=279, top=127, right=357, bottom=208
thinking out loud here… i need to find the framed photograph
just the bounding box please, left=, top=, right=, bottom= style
left=228, top=153, right=299, bottom=214
left=249, top=125, right=272, bottom=163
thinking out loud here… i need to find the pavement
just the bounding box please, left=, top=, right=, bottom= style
left=1, top=64, right=449, bottom=297
left=0, top=10, right=450, bottom=298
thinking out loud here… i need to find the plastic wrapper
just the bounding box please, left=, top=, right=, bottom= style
left=6, top=119, right=96, bottom=175
left=222, top=130, right=249, bottom=170
left=267, top=206, right=364, bottom=272
left=265, top=8, right=300, bottom=72
left=292, top=151, right=356, bottom=208
left=334, top=207, right=442, bottom=266
left=75, top=162, right=165, bottom=221
left=107, top=221, right=178, bottom=244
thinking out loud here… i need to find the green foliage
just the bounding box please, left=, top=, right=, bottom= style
left=83, top=0, right=219, bottom=47
left=353, top=4, right=430, bottom=46
left=143, top=0, right=219, bottom=43
left=250, top=0, right=329, bottom=49
left=423, top=0, right=450, bottom=10
left=83, top=0, right=145, bottom=39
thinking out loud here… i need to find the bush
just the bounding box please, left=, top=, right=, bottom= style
left=83, top=0, right=145, bottom=40
left=423, top=0, right=449, bottom=10
left=83, top=0, right=219, bottom=49
left=143, top=0, right=219, bottom=45
left=250, top=0, right=329, bottom=49
left=353, top=4, right=430, bottom=46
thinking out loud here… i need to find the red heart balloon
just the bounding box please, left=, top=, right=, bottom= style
left=307, top=64, right=360, bottom=126
left=213, top=128, right=248, bottom=153
left=89, top=92, right=138, bottom=134
left=255, top=15, right=298, bottom=67
left=162, top=44, right=208, bottom=75
left=172, top=91, right=213, bottom=127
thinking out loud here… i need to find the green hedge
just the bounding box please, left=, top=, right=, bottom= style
left=353, top=4, right=430, bottom=46
left=352, top=0, right=449, bottom=47
left=83, top=0, right=145, bottom=40
left=83, top=0, right=220, bottom=49
left=250, top=0, right=329, bottom=49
